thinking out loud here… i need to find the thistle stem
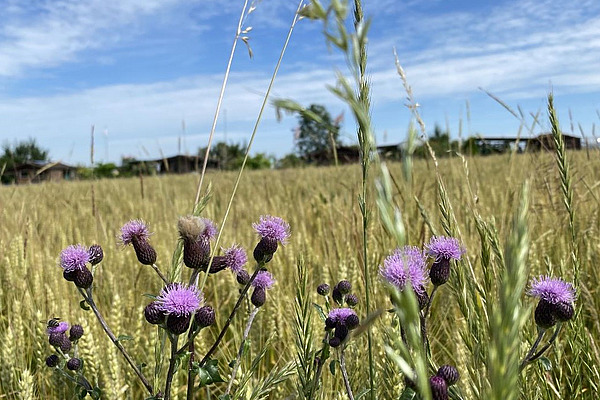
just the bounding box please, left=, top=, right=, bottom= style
left=151, top=263, right=169, bottom=285
left=340, top=347, right=355, bottom=400
left=197, top=266, right=263, bottom=368
left=424, top=285, right=439, bottom=319
left=525, top=324, right=563, bottom=367
left=225, top=307, right=260, bottom=395
left=519, top=327, right=547, bottom=371
left=78, top=288, right=154, bottom=395
left=164, top=336, right=179, bottom=400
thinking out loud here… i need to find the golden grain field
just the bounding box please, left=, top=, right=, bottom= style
left=1, top=151, right=599, bottom=399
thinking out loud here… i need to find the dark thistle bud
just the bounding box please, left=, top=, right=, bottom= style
left=334, top=324, right=349, bottom=342
left=69, top=325, right=84, bottom=341
left=236, top=270, right=250, bottom=285
left=251, top=287, right=267, bottom=308
left=336, top=280, right=351, bottom=295
left=437, top=365, right=460, bottom=386
left=194, top=306, right=216, bottom=329
left=144, top=302, right=165, bottom=325
left=183, top=238, right=210, bottom=269
left=325, top=317, right=336, bottom=330
left=429, top=257, right=451, bottom=286
left=317, top=283, right=330, bottom=296
left=329, top=336, right=342, bottom=347
left=534, top=299, right=557, bottom=329
left=345, top=294, right=359, bottom=307
left=63, top=269, right=77, bottom=282
left=67, top=358, right=82, bottom=371
left=88, top=244, right=103, bottom=265
left=345, top=314, right=360, bottom=330
left=74, top=267, right=93, bottom=289
left=49, top=333, right=66, bottom=348
left=206, top=255, right=228, bottom=274
left=132, top=238, right=157, bottom=266
left=553, top=301, right=575, bottom=322
left=45, top=354, right=60, bottom=367
left=166, top=314, right=191, bottom=335
left=429, top=375, right=449, bottom=400
left=253, top=237, right=277, bottom=264
left=332, top=287, right=343, bottom=305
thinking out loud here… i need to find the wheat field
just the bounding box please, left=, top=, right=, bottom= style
left=0, top=149, right=599, bottom=399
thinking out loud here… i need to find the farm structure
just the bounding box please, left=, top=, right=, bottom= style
left=4, top=161, right=77, bottom=184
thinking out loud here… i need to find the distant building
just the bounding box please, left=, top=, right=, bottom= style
left=127, top=154, right=218, bottom=174
left=5, top=161, right=77, bottom=184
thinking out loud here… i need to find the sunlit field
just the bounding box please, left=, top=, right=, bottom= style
left=1, top=149, right=599, bottom=399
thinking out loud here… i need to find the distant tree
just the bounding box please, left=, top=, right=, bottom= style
left=295, top=104, right=340, bottom=160
left=1, top=138, right=49, bottom=168
left=276, top=153, right=304, bottom=169
left=198, top=141, right=246, bottom=170
left=1, top=138, right=49, bottom=183
left=414, top=124, right=459, bottom=158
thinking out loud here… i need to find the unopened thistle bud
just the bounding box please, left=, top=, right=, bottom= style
left=144, top=302, right=165, bottom=325
left=69, top=325, right=84, bottom=341
left=345, top=294, right=359, bottom=307
left=67, top=358, right=82, bottom=371
left=45, top=354, right=60, bottom=368
left=332, top=287, right=343, bottom=305
left=436, top=365, right=459, bottom=386
left=194, top=306, right=216, bottom=329
left=429, top=375, right=449, bottom=400
left=88, top=244, right=104, bottom=265
left=317, top=283, right=330, bottom=296
left=336, top=280, right=351, bottom=294
left=119, top=220, right=157, bottom=265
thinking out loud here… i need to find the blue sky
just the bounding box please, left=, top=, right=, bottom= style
left=1, top=0, right=600, bottom=165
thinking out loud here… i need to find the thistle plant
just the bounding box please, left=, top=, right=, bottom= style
left=49, top=212, right=290, bottom=400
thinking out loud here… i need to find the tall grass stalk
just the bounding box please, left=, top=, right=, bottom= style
left=486, top=181, right=530, bottom=400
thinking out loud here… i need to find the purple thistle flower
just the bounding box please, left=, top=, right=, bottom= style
left=527, top=276, right=576, bottom=305
left=253, top=216, right=290, bottom=244
left=328, top=308, right=358, bottom=324
left=252, top=271, right=275, bottom=290
left=60, top=245, right=89, bottom=272
left=426, top=236, right=465, bottom=261
left=157, top=283, right=203, bottom=317
left=201, top=218, right=217, bottom=239
left=47, top=321, right=69, bottom=335
left=379, top=246, right=428, bottom=294
left=119, top=220, right=151, bottom=245
left=224, top=245, right=247, bottom=273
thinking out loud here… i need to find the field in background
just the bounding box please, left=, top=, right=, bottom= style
left=1, top=151, right=599, bottom=399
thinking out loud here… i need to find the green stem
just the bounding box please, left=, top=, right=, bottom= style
left=164, top=336, right=179, bottom=400
left=225, top=307, right=260, bottom=395
left=519, top=327, right=546, bottom=371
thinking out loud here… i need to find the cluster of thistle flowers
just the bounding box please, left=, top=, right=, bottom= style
left=379, top=236, right=465, bottom=399
left=121, top=215, right=285, bottom=335
left=317, top=280, right=360, bottom=348
left=44, top=319, right=85, bottom=372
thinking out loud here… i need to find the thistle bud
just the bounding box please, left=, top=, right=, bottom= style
left=74, top=267, right=93, bottom=289
left=67, top=358, right=82, bottom=371
left=251, top=287, right=266, bottom=308
left=429, top=375, right=449, bottom=400
left=429, top=257, right=451, bottom=286
left=534, top=299, right=557, bottom=329
left=553, top=301, right=574, bottom=322
left=336, top=280, right=351, bottom=294
left=45, top=354, right=60, bottom=368
left=69, top=325, right=84, bottom=341
left=317, top=283, right=330, bottom=296
left=132, top=238, right=157, bottom=266
left=345, top=294, right=359, bottom=307
left=194, top=306, right=216, bottom=329
left=88, top=244, right=104, bottom=265
left=437, top=365, right=459, bottom=386
left=144, top=302, right=165, bottom=325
